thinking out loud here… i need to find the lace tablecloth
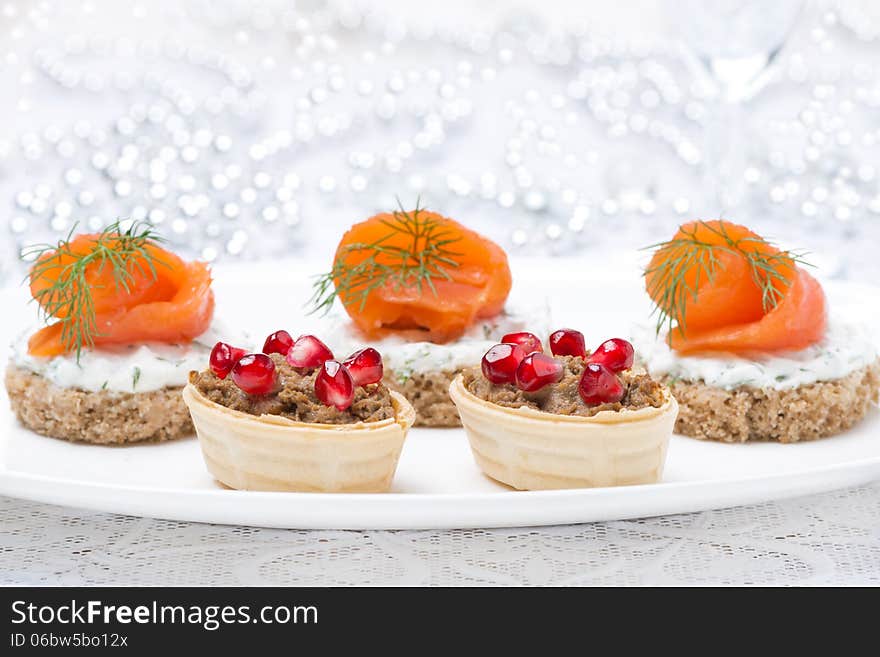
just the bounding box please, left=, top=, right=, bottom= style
left=2, top=484, right=878, bottom=586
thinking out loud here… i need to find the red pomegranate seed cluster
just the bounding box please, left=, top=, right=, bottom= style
left=209, top=331, right=384, bottom=410
left=480, top=330, right=635, bottom=406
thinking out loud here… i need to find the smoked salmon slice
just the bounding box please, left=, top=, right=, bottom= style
left=667, top=268, right=827, bottom=354
left=327, top=209, right=512, bottom=343
left=27, top=232, right=214, bottom=357
left=29, top=236, right=185, bottom=318
left=646, top=220, right=825, bottom=354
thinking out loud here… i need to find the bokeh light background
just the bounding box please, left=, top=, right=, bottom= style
left=1, top=0, right=879, bottom=285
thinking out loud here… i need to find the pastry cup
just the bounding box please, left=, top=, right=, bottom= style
left=182, top=384, right=415, bottom=493
left=448, top=375, right=678, bottom=490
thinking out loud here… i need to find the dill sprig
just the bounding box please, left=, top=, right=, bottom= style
left=23, top=219, right=166, bottom=360
left=643, top=221, right=811, bottom=337
left=309, top=200, right=463, bottom=315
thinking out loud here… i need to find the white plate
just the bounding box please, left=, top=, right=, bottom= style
left=1, top=258, right=878, bottom=529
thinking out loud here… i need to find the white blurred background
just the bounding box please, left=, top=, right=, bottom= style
left=1, top=0, right=879, bottom=283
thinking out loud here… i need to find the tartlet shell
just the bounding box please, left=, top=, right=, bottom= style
left=182, top=383, right=415, bottom=492
left=448, top=375, right=678, bottom=490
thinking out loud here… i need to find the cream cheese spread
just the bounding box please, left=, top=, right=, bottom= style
left=10, top=321, right=243, bottom=393
left=634, top=321, right=877, bottom=390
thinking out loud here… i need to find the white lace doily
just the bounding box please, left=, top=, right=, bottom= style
left=2, top=484, right=878, bottom=585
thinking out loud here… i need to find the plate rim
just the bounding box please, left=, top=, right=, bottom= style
left=2, top=452, right=878, bottom=529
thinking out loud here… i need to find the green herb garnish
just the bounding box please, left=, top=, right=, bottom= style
left=308, top=200, right=462, bottom=315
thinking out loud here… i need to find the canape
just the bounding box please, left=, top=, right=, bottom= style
left=639, top=220, right=880, bottom=443
left=183, top=332, right=415, bottom=492
left=448, top=331, right=678, bottom=490
left=5, top=221, right=217, bottom=444
left=311, top=204, right=546, bottom=427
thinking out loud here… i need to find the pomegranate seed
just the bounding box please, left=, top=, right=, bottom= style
left=262, top=330, right=294, bottom=356
left=315, top=360, right=355, bottom=411
left=209, top=342, right=247, bottom=379
left=481, top=343, right=526, bottom=384
left=502, top=331, right=543, bottom=354
left=549, top=328, right=586, bottom=358
left=588, top=338, right=635, bottom=373
left=286, top=334, right=334, bottom=369
left=343, top=347, right=384, bottom=386
left=578, top=362, right=624, bottom=406
left=231, top=353, right=277, bottom=395
left=515, top=353, right=564, bottom=392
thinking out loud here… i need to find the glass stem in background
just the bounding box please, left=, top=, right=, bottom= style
left=703, top=94, right=746, bottom=215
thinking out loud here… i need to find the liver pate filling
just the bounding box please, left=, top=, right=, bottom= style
left=190, top=354, right=394, bottom=424
left=462, top=355, right=665, bottom=417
